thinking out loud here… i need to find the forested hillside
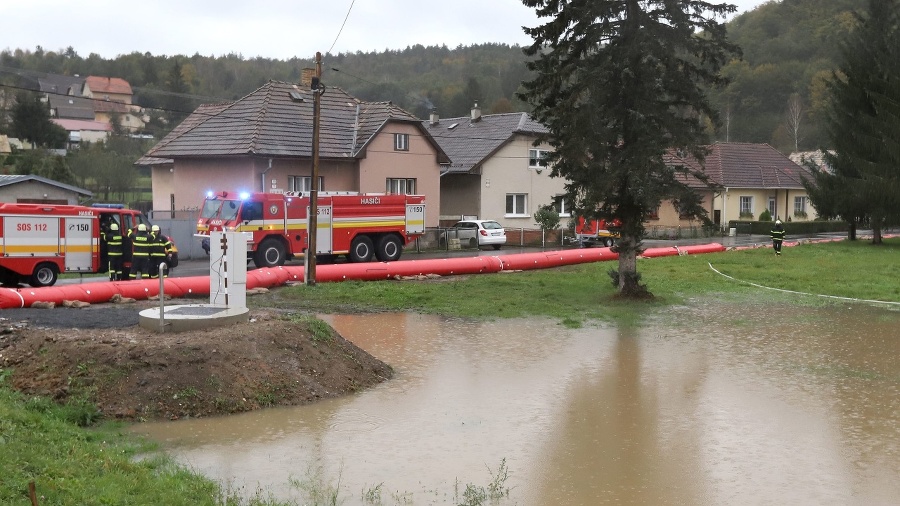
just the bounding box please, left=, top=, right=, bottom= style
left=0, top=0, right=864, bottom=154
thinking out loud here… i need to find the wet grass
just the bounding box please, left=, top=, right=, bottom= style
left=254, top=237, right=900, bottom=325
left=0, top=377, right=287, bottom=505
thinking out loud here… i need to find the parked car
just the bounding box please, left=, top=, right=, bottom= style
left=440, top=220, right=507, bottom=250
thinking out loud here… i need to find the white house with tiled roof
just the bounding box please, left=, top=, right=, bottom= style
left=423, top=105, right=566, bottom=228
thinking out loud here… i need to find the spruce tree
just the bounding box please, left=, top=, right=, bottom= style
left=519, top=0, right=738, bottom=296
left=814, top=0, right=900, bottom=244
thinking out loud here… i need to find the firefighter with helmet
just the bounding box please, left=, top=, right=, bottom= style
left=149, top=224, right=173, bottom=278
left=102, top=222, right=124, bottom=281
left=128, top=223, right=152, bottom=279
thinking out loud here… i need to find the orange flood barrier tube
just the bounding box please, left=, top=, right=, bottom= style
left=0, top=243, right=724, bottom=308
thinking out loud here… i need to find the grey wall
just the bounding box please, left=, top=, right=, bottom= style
left=149, top=218, right=207, bottom=260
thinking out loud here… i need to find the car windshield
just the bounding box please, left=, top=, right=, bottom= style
left=481, top=221, right=503, bottom=230
left=220, top=200, right=240, bottom=221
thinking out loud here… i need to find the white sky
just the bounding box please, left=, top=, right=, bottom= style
left=2, top=0, right=767, bottom=61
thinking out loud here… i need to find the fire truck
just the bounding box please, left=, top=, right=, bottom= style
left=0, top=202, right=178, bottom=287
left=196, top=191, right=426, bottom=267
left=575, top=216, right=621, bottom=247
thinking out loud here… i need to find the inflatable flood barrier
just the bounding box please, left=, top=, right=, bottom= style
left=0, top=244, right=724, bottom=308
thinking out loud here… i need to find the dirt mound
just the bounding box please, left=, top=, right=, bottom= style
left=0, top=310, right=392, bottom=421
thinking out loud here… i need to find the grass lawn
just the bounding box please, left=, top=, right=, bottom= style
left=254, top=237, right=900, bottom=325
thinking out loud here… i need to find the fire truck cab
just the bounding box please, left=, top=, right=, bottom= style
left=197, top=191, right=426, bottom=268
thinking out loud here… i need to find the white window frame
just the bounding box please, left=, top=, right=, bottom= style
left=386, top=178, right=416, bottom=194
left=506, top=193, right=528, bottom=217
left=740, top=196, right=753, bottom=216
left=394, top=133, right=409, bottom=151
left=768, top=196, right=776, bottom=216
left=528, top=148, right=549, bottom=168
left=794, top=196, right=808, bottom=215
left=555, top=196, right=571, bottom=217
left=288, top=175, right=324, bottom=192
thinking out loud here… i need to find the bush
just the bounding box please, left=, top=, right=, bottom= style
left=759, top=209, right=772, bottom=221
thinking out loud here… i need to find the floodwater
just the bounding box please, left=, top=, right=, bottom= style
left=133, top=303, right=900, bottom=505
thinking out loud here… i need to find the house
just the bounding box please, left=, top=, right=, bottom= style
left=39, top=74, right=145, bottom=135
left=665, top=142, right=817, bottom=228
left=138, top=81, right=449, bottom=226
left=790, top=150, right=834, bottom=174
left=422, top=105, right=565, bottom=228
left=38, top=74, right=85, bottom=97
left=0, top=174, right=92, bottom=205
left=50, top=118, right=113, bottom=146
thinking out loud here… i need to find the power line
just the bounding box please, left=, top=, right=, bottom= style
left=328, top=0, right=356, bottom=55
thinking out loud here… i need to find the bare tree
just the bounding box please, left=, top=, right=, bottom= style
left=786, top=93, right=803, bottom=152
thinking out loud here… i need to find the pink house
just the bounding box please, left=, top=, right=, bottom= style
left=139, top=81, right=448, bottom=227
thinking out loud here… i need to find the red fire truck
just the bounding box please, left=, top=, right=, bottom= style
left=0, top=203, right=178, bottom=287
left=196, top=191, right=426, bottom=267
left=575, top=216, right=622, bottom=247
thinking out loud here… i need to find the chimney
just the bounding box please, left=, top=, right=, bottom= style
left=470, top=102, right=481, bottom=122
left=429, top=109, right=439, bottom=126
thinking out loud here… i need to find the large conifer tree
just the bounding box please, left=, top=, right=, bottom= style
left=519, top=0, right=738, bottom=296
left=811, top=0, right=900, bottom=244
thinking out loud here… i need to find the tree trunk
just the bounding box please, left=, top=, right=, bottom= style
left=872, top=224, right=883, bottom=245
left=615, top=234, right=649, bottom=297
left=848, top=221, right=857, bottom=241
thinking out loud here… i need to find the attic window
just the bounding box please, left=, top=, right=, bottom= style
left=288, top=91, right=305, bottom=102
left=448, top=123, right=459, bottom=130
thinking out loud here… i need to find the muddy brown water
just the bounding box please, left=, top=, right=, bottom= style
left=132, top=303, right=900, bottom=505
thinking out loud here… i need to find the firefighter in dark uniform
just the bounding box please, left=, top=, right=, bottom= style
left=102, top=222, right=124, bottom=281
left=771, top=219, right=786, bottom=256
left=128, top=223, right=152, bottom=279
left=149, top=224, right=173, bottom=278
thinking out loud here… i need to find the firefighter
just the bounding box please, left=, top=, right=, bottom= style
left=771, top=219, right=786, bottom=256
left=149, top=224, right=173, bottom=278
left=102, top=222, right=124, bottom=281
left=128, top=223, right=152, bottom=279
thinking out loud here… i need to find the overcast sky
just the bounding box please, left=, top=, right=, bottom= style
left=3, top=0, right=767, bottom=61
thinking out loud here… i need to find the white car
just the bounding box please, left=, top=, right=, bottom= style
left=441, top=220, right=507, bottom=250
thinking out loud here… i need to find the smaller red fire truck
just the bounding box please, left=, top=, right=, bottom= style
left=575, top=216, right=621, bottom=247
left=0, top=203, right=178, bottom=287
left=196, top=191, right=426, bottom=267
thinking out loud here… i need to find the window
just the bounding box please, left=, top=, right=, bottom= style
left=553, top=197, right=570, bottom=217
left=648, top=205, right=660, bottom=220
left=739, top=196, right=753, bottom=217
left=241, top=202, right=263, bottom=221
left=394, top=133, right=409, bottom=151
left=506, top=194, right=527, bottom=216
left=768, top=197, right=776, bottom=216
left=528, top=149, right=549, bottom=168
left=386, top=178, right=416, bottom=194
left=794, top=196, right=808, bottom=216
left=288, top=175, right=323, bottom=192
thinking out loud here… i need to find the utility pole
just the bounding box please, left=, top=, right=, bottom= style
left=306, top=51, right=323, bottom=286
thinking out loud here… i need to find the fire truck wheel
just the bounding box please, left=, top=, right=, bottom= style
left=603, top=238, right=613, bottom=247
left=254, top=239, right=286, bottom=268
left=29, top=263, right=59, bottom=287
left=375, top=235, right=403, bottom=262
left=349, top=235, right=374, bottom=262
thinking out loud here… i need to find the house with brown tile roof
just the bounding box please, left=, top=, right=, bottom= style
left=422, top=105, right=564, bottom=228
left=84, top=76, right=133, bottom=104
left=664, top=142, right=817, bottom=229
left=140, top=81, right=449, bottom=226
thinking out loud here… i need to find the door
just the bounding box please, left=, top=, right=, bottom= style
left=64, top=217, right=94, bottom=272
